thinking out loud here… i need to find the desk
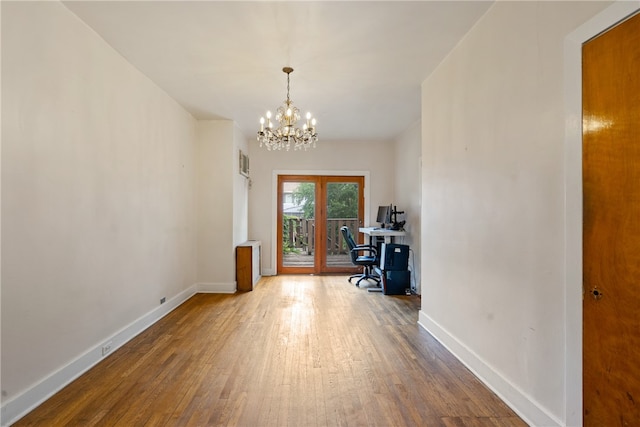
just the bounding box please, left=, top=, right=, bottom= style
left=359, top=227, right=408, bottom=294
left=359, top=227, right=406, bottom=244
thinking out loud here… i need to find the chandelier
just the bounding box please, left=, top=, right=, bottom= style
left=257, top=67, right=318, bottom=151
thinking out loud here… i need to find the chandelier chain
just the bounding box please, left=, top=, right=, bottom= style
left=286, top=72, right=290, bottom=104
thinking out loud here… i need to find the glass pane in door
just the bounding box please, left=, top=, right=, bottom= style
left=282, top=181, right=315, bottom=268
left=326, top=181, right=359, bottom=268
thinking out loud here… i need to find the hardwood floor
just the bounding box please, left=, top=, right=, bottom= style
left=15, top=275, right=526, bottom=426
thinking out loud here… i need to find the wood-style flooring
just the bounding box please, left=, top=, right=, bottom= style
left=14, top=275, right=527, bottom=426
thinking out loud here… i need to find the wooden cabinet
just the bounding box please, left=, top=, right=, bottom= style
left=236, top=240, right=261, bottom=291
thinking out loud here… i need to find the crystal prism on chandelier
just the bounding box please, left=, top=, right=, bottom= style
left=257, top=67, right=318, bottom=151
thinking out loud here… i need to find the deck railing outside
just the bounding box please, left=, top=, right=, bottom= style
left=283, top=217, right=360, bottom=255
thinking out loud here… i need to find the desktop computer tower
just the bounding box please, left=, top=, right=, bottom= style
left=382, top=270, right=411, bottom=295
left=379, top=243, right=409, bottom=271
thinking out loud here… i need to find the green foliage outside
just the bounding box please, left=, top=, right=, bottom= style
left=294, top=182, right=358, bottom=219
left=282, top=214, right=299, bottom=254
left=293, top=183, right=316, bottom=219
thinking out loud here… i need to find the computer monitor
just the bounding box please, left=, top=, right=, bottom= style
left=376, top=205, right=392, bottom=227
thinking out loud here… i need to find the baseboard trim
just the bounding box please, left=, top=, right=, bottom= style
left=196, top=282, right=236, bottom=293
left=0, top=285, right=197, bottom=427
left=418, top=310, right=561, bottom=427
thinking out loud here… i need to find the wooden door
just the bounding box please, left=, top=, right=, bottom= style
left=278, top=175, right=318, bottom=274
left=320, top=176, right=365, bottom=273
left=582, top=11, right=640, bottom=425
left=277, top=175, right=364, bottom=275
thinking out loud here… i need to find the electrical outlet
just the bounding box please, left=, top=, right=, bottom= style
left=102, top=341, right=113, bottom=356
left=160, top=297, right=166, bottom=304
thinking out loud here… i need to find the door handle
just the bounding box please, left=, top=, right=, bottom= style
left=591, top=287, right=603, bottom=300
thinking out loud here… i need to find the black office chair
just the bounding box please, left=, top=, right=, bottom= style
left=340, top=226, right=381, bottom=287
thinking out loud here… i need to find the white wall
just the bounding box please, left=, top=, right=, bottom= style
left=394, top=121, right=421, bottom=294
left=1, top=1, right=197, bottom=421
left=418, top=1, right=611, bottom=426
left=233, top=125, right=250, bottom=246
left=196, top=121, right=233, bottom=290
left=196, top=120, right=249, bottom=292
left=248, top=140, right=396, bottom=275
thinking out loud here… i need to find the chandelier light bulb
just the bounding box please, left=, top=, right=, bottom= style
left=257, top=67, right=318, bottom=151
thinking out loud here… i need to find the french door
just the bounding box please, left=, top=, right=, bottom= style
left=277, top=175, right=364, bottom=274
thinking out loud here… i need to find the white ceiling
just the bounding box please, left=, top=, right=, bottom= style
left=63, top=1, right=493, bottom=142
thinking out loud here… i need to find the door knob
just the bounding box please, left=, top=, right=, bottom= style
left=591, top=287, right=603, bottom=300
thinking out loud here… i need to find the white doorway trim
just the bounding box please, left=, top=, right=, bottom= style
left=268, top=169, right=370, bottom=275
left=564, top=2, right=640, bottom=425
